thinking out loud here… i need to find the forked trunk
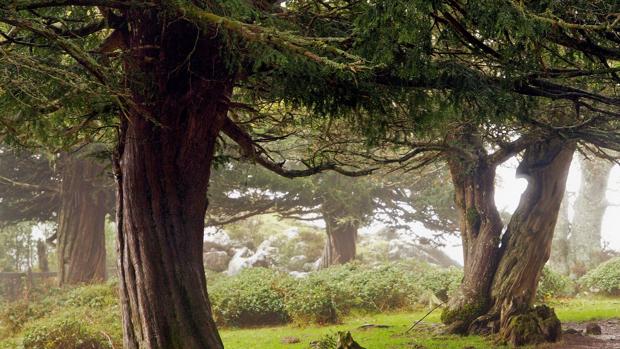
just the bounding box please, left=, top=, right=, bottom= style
left=441, top=154, right=503, bottom=333
left=57, top=154, right=106, bottom=285
left=116, top=11, right=233, bottom=349
left=482, top=139, right=576, bottom=346
left=320, top=209, right=358, bottom=268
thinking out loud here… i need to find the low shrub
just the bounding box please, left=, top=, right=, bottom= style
left=579, top=257, right=620, bottom=295
left=283, top=277, right=340, bottom=324
left=537, top=267, right=574, bottom=300
left=345, top=263, right=419, bottom=311
left=22, top=317, right=110, bottom=349
left=209, top=268, right=291, bottom=326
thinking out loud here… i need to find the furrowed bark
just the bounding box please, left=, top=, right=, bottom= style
left=320, top=205, right=359, bottom=268
left=57, top=154, right=107, bottom=285
left=441, top=131, right=503, bottom=334
left=116, top=9, right=233, bottom=349
left=479, top=139, right=576, bottom=346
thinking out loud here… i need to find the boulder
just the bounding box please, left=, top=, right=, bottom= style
left=204, top=251, right=230, bottom=272
left=226, top=242, right=279, bottom=275
left=203, top=230, right=234, bottom=252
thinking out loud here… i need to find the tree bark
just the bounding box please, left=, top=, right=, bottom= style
left=320, top=207, right=359, bottom=268
left=549, top=195, right=571, bottom=275
left=57, top=154, right=107, bottom=285
left=115, top=11, right=233, bottom=349
left=441, top=144, right=503, bottom=333
left=570, top=153, right=613, bottom=275
left=479, top=139, right=576, bottom=346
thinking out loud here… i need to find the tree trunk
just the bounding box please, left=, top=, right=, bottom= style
left=481, top=139, right=576, bottom=346
left=36, top=239, right=49, bottom=273
left=115, top=11, right=233, bottom=349
left=549, top=195, right=571, bottom=275
left=570, top=153, right=613, bottom=275
left=441, top=153, right=503, bottom=334
left=57, top=154, right=107, bottom=285
left=320, top=208, right=358, bottom=268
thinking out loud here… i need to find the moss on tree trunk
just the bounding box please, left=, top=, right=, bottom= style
left=475, top=139, right=575, bottom=346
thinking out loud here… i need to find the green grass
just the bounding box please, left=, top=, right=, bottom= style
left=220, top=298, right=620, bottom=349
left=221, top=311, right=492, bottom=349
left=550, top=297, right=620, bottom=322
left=1, top=283, right=618, bottom=349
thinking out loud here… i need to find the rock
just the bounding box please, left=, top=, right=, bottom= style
left=284, top=227, right=299, bottom=239
left=226, top=247, right=253, bottom=275
left=289, top=271, right=309, bottom=278
left=225, top=242, right=278, bottom=275
left=563, top=328, right=581, bottom=335
left=585, top=322, right=602, bottom=335
left=281, top=336, right=300, bottom=344
left=203, top=230, right=233, bottom=251
left=203, top=251, right=230, bottom=272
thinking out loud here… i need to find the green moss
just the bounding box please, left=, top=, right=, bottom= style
left=501, top=305, right=561, bottom=346
left=466, top=208, right=481, bottom=229
left=440, top=297, right=488, bottom=329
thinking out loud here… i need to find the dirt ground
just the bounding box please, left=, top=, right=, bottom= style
left=542, top=319, right=620, bottom=349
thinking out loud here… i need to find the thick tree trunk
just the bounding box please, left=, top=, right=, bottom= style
left=570, top=153, right=613, bottom=275
left=549, top=195, right=571, bottom=275
left=320, top=208, right=358, bottom=268
left=441, top=153, right=503, bottom=333
left=479, top=139, right=576, bottom=346
left=115, top=11, right=233, bottom=349
left=57, top=155, right=106, bottom=285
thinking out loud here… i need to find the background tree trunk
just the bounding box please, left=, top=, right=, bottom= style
left=36, top=239, right=49, bottom=273
left=57, top=154, right=106, bottom=285
left=441, top=153, right=503, bottom=334
left=320, top=207, right=358, bottom=268
left=570, top=153, right=613, bottom=276
left=116, top=11, right=233, bottom=349
left=482, top=139, right=575, bottom=346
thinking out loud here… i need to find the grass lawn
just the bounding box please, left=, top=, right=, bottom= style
left=220, top=297, right=620, bottom=349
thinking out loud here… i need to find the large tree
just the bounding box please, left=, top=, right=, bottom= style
left=1, top=1, right=619, bottom=348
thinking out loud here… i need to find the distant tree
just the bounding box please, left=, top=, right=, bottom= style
left=208, top=160, right=457, bottom=267
left=0, top=146, right=111, bottom=284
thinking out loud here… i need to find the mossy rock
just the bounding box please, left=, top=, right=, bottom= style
left=501, top=305, right=561, bottom=347
left=336, top=332, right=365, bottom=349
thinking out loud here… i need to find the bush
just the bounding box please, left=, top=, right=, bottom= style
left=22, top=318, right=110, bottom=349
left=209, top=268, right=291, bottom=326
left=417, top=266, right=463, bottom=302
left=579, top=257, right=620, bottom=295
left=283, top=277, right=340, bottom=324
left=537, top=267, right=574, bottom=300
left=344, top=263, right=419, bottom=311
